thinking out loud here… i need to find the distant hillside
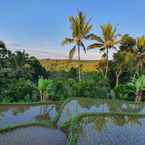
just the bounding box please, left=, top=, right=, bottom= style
left=40, top=59, right=97, bottom=72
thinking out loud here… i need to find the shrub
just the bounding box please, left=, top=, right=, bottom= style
left=114, top=84, right=135, bottom=101
left=1, top=79, right=39, bottom=103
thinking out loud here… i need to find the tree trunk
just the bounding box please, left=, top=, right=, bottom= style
left=135, top=91, right=143, bottom=104
left=40, top=90, right=43, bottom=102
left=105, top=48, right=109, bottom=77
left=115, top=70, right=122, bottom=87
left=78, top=45, right=81, bottom=81
left=116, top=74, right=119, bottom=87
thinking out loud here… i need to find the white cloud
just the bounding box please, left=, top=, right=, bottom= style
left=2, top=39, right=116, bottom=60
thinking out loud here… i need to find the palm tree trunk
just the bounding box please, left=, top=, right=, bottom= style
left=78, top=45, right=81, bottom=81
left=40, top=90, right=43, bottom=102
left=105, top=48, right=109, bottom=77
left=115, top=70, right=122, bottom=87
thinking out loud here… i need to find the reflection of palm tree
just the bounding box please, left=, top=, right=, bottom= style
left=127, top=116, right=142, bottom=126
left=112, top=116, right=126, bottom=126
left=95, top=116, right=107, bottom=132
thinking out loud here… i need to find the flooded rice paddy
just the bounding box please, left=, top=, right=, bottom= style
left=0, top=98, right=145, bottom=145
left=0, top=126, right=67, bottom=145
left=0, top=104, right=58, bottom=128
left=77, top=116, right=145, bottom=145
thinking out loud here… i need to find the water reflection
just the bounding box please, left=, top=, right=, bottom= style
left=77, top=116, right=145, bottom=145
left=0, top=104, right=58, bottom=128
left=58, top=99, right=145, bottom=125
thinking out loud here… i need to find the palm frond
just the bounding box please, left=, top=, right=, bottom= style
left=88, top=43, right=103, bottom=49
left=86, top=34, right=104, bottom=43
left=62, top=38, right=74, bottom=46
left=69, top=46, right=76, bottom=59
left=81, top=42, right=87, bottom=54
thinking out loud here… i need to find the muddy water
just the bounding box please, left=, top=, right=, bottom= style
left=77, top=116, right=145, bottom=145
left=0, top=126, right=67, bottom=145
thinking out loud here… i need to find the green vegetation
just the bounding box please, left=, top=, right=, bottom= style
left=0, top=120, right=55, bottom=134
left=66, top=117, right=79, bottom=145
left=1, top=11, right=145, bottom=104
left=40, top=59, right=97, bottom=72
left=61, top=112, right=145, bottom=129
left=0, top=44, right=48, bottom=103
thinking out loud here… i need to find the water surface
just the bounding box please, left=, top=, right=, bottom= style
left=0, top=126, right=67, bottom=145
left=0, top=104, right=58, bottom=128
left=77, top=116, right=145, bottom=145
left=58, top=98, right=145, bottom=125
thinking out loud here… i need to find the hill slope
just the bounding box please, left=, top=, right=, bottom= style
left=40, top=59, right=97, bottom=72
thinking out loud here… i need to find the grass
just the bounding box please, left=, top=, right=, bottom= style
left=0, top=120, right=55, bottom=134
left=40, top=59, right=97, bottom=72
left=66, top=117, right=79, bottom=145
left=61, top=112, right=145, bottom=129
left=1, top=97, right=145, bottom=106
left=0, top=100, right=63, bottom=106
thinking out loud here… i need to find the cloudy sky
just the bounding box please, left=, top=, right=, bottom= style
left=0, top=0, right=145, bottom=59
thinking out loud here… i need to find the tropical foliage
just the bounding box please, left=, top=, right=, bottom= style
left=1, top=11, right=145, bottom=103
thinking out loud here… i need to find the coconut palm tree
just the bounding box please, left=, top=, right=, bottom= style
left=62, top=11, right=92, bottom=81
left=87, top=23, right=120, bottom=77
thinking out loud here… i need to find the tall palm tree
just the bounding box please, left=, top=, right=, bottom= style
left=62, top=11, right=92, bottom=81
left=87, top=23, right=120, bottom=77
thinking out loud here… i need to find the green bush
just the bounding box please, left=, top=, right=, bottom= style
left=0, top=79, right=39, bottom=103
left=42, top=72, right=111, bottom=100
left=114, top=84, right=135, bottom=101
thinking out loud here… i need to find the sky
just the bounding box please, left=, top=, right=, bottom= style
left=0, top=0, right=145, bottom=60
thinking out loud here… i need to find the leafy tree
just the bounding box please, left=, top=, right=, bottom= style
left=112, top=51, right=134, bottom=86
left=134, top=36, right=145, bottom=74
left=120, top=35, right=145, bottom=74
left=62, top=11, right=92, bottom=81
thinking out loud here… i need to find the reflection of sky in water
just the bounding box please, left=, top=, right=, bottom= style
left=58, top=100, right=145, bottom=125
left=0, top=105, right=58, bottom=128
left=58, top=100, right=109, bottom=125
left=77, top=117, right=145, bottom=145
left=0, top=99, right=145, bottom=128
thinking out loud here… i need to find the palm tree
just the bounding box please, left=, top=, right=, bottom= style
left=87, top=23, right=120, bottom=77
left=134, top=36, right=145, bottom=74
left=62, top=11, right=92, bottom=81
left=120, top=35, right=145, bottom=74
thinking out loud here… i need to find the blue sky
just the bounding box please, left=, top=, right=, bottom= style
left=0, top=0, right=145, bottom=59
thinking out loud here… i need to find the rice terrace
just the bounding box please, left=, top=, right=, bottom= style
left=1, top=0, right=145, bottom=145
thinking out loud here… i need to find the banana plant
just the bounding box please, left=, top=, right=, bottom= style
left=128, top=75, right=145, bottom=103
